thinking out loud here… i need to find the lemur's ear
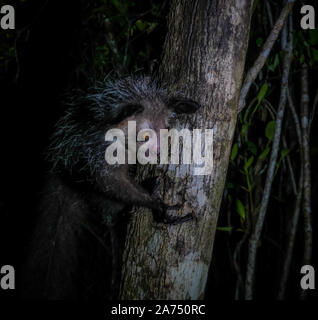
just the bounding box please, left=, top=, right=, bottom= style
left=168, top=98, right=201, bottom=114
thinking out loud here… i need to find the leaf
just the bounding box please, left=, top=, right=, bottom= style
left=268, top=54, right=279, bottom=72
left=312, top=48, right=318, bottom=62
left=241, top=123, right=249, bottom=136
left=259, top=146, right=270, bottom=160
left=110, top=0, right=128, bottom=13
left=256, top=37, right=263, bottom=47
left=247, top=141, right=257, bottom=155
left=231, top=143, right=238, bottom=161
left=265, top=121, right=275, bottom=141
left=243, top=107, right=250, bottom=123
left=280, top=148, right=290, bottom=158
left=147, top=22, right=158, bottom=34
left=244, top=156, right=254, bottom=171
left=252, top=0, right=260, bottom=14
left=135, top=19, right=148, bottom=31
left=273, top=54, right=280, bottom=70
left=236, top=199, right=246, bottom=221
left=226, top=182, right=235, bottom=189
left=217, top=227, right=233, bottom=232
left=257, top=82, right=268, bottom=104
left=309, top=29, right=318, bottom=46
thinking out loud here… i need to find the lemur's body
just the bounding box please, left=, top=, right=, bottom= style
left=22, top=76, right=200, bottom=300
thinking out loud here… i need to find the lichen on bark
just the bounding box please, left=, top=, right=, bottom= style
left=120, top=0, right=254, bottom=300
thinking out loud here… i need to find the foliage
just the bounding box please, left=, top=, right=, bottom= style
left=73, top=0, right=168, bottom=83
left=215, top=0, right=318, bottom=300
left=1, top=0, right=317, bottom=300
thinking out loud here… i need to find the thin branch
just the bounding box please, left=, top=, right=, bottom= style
left=287, top=89, right=303, bottom=147
left=244, top=20, right=293, bottom=300
left=278, top=167, right=303, bottom=299
left=300, top=64, right=313, bottom=300
left=265, top=0, right=274, bottom=28
left=277, top=82, right=304, bottom=299
left=283, top=136, right=297, bottom=196
left=309, top=87, right=318, bottom=137
left=234, top=230, right=249, bottom=300
left=104, top=18, right=127, bottom=76
left=238, top=0, right=295, bottom=113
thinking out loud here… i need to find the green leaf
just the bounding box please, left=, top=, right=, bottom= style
left=312, top=48, right=318, bottom=62
left=110, top=0, right=129, bottom=13
left=247, top=141, right=257, bottom=155
left=273, top=54, right=280, bottom=70
left=135, top=19, right=148, bottom=31
left=280, top=148, right=290, bottom=158
left=236, top=199, right=246, bottom=221
left=217, top=227, right=233, bottom=232
left=257, top=82, right=268, bottom=104
left=256, top=37, right=263, bottom=47
left=268, top=54, right=279, bottom=72
left=147, top=22, right=158, bottom=34
left=231, top=143, right=238, bottom=161
left=241, top=123, right=249, bottom=136
left=226, top=182, right=235, bottom=189
left=265, top=121, right=276, bottom=141
left=252, top=0, right=260, bottom=14
left=259, top=146, right=270, bottom=160
left=300, top=53, right=305, bottom=64
left=243, top=107, right=250, bottom=124
left=244, top=156, right=254, bottom=171
left=309, top=29, right=318, bottom=46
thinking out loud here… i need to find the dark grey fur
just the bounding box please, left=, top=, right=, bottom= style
left=22, top=76, right=200, bottom=300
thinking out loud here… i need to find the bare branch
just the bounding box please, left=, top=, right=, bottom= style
left=244, top=20, right=293, bottom=300
left=234, top=230, right=249, bottom=300
left=238, top=1, right=295, bottom=113
left=287, top=89, right=302, bottom=147
left=265, top=1, right=274, bottom=28
left=283, top=136, right=297, bottom=196
left=277, top=167, right=303, bottom=299
left=104, top=18, right=127, bottom=76
left=278, top=82, right=304, bottom=299
left=309, top=87, right=318, bottom=137
left=300, top=64, right=313, bottom=300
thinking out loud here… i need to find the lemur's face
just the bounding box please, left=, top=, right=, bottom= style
left=113, top=96, right=201, bottom=161
left=115, top=98, right=168, bottom=157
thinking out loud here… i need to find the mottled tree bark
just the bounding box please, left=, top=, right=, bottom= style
left=120, top=0, right=253, bottom=299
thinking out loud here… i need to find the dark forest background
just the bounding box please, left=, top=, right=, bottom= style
left=0, top=0, right=317, bottom=300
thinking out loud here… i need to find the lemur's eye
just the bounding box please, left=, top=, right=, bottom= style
left=168, top=98, right=201, bottom=114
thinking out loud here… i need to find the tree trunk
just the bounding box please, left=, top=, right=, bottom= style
left=120, top=0, right=253, bottom=299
